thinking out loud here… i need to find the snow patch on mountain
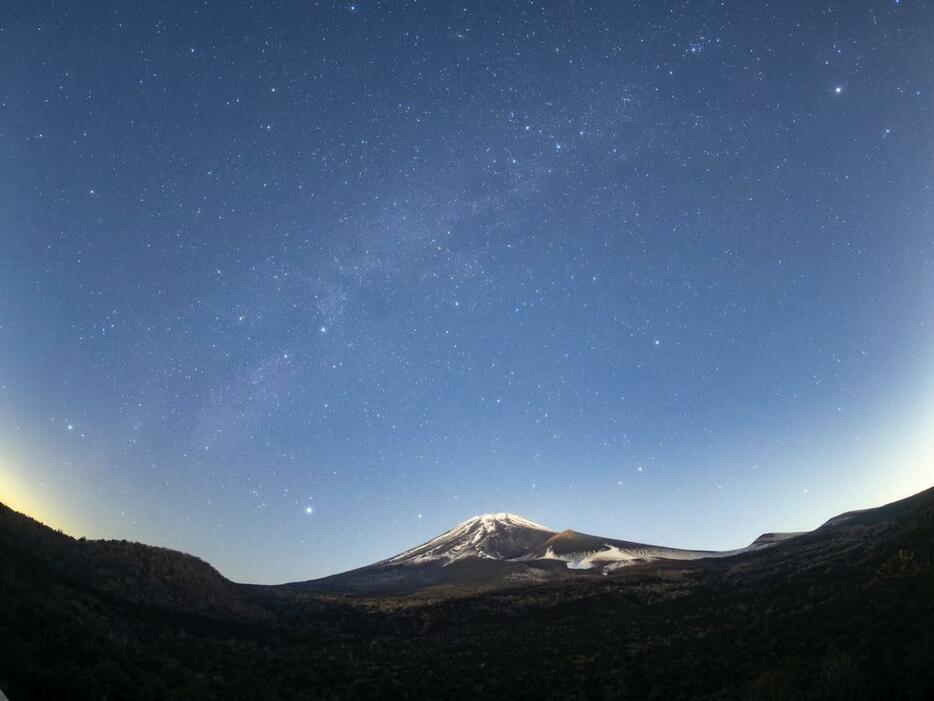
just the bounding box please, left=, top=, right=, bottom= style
left=536, top=530, right=806, bottom=572
left=540, top=543, right=715, bottom=570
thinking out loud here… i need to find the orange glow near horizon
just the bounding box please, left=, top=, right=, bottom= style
left=0, top=452, right=80, bottom=537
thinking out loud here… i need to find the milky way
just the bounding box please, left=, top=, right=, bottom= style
left=2, top=1, right=932, bottom=582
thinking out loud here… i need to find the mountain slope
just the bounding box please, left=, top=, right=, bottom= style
left=0, top=486, right=932, bottom=698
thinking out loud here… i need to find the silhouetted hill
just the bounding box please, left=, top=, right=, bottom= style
left=0, top=503, right=262, bottom=619
left=0, top=487, right=932, bottom=699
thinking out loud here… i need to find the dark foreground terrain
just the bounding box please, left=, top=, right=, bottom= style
left=1, top=488, right=933, bottom=700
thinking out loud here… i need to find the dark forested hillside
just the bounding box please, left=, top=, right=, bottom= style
left=1, top=488, right=933, bottom=699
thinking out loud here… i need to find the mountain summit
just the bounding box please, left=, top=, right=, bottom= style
left=385, top=513, right=555, bottom=565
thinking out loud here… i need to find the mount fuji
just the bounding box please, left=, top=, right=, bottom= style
left=287, top=512, right=802, bottom=595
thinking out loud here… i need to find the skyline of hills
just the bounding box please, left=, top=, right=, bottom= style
left=2, top=483, right=932, bottom=698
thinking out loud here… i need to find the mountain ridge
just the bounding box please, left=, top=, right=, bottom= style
left=286, top=508, right=825, bottom=593
left=1, top=485, right=932, bottom=698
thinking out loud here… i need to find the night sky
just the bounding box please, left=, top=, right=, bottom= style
left=2, top=1, right=932, bottom=583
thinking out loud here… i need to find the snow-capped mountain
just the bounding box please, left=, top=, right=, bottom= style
left=288, top=512, right=804, bottom=595
left=385, top=513, right=555, bottom=565
left=384, top=514, right=802, bottom=572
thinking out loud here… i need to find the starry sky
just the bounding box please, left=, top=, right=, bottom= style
left=1, top=1, right=933, bottom=583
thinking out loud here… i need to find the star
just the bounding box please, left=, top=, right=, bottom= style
left=5, top=0, right=925, bottom=588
